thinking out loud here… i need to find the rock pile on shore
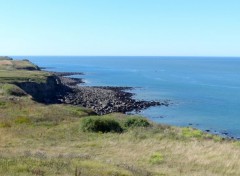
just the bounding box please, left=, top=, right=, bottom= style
left=54, top=72, right=170, bottom=115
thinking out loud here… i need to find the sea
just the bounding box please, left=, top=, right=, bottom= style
left=13, top=56, right=240, bottom=138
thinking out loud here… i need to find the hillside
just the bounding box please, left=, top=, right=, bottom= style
left=0, top=58, right=240, bottom=176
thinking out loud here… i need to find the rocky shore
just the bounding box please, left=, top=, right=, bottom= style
left=52, top=72, right=170, bottom=115
left=15, top=67, right=170, bottom=115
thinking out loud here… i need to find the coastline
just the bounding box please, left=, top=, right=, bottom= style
left=2, top=58, right=240, bottom=175
left=0, top=57, right=235, bottom=139
left=46, top=71, right=237, bottom=139
left=49, top=71, right=170, bottom=115
left=10, top=61, right=235, bottom=139
left=12, top=56, right=240, bottom=140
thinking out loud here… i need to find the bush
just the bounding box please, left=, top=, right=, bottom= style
left=81, top=116, right=123, bottom=133
left=123, top=117, right=150, bottom=128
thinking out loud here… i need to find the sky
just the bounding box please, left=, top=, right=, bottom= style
left=0, top=0, right=239, bottom=56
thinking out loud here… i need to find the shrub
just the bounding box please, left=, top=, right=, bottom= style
left=149, top=152, right=164, bottom=164
left=81, top=116, right=123, bottom=133
left=123, top=117, right=150, bottom=128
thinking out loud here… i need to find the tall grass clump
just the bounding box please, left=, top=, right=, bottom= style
left=182, top=127, right=204, bottom=139
left=149, top=152, right=164, bottom=165
left=81, top=116, right=123, bottom=133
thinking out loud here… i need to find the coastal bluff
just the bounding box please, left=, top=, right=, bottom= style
left=0, top=58, right=169, bottom=115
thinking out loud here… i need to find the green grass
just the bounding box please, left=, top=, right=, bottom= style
left=0, top=121, right=11, bottom=128
left=0, top=84, right=27, bottom=96
left=0, top=69, right=51, bottom=84
left=11, top=60, right=40, bottom=70
left=0, top=58, right=39, bottom=70
left=0, top=156, right=134, bottom=176
left=14, top=117, right=31, bottom=124
left=182, top=127, right=205, bottom=139
left=149, top=152, right=164, bottom=165
left=0, top=59, right=51, bottom=84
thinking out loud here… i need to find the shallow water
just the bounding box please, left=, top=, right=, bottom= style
left=13, top=56, right=240, bottom=138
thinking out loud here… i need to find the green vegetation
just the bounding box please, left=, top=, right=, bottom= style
left=14, top=117, right=31, bottom=124
left=0, top=57, right=39, bottom=70
left=1, top=58, right=240, bottom=175
left=0, top=83, right=26, bottom=96
left=149, top=152, right=164, bottom=165
left=182, top=127, right=204, bottom=138
left=11, top=60, right=40, bottom=70
left=0, top=59, right=50, bottom=84
left=0, top=121, right=11, bottom=128
left=123, top=116, right=151, bottom=128
left=0, top=69, right=50, bottom=83
left=81, top=116, right=151, bottom=133
left=81, top=116, right=123, bottom=133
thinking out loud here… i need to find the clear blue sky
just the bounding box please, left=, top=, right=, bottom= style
left=0, top=0, right=239, bottom=56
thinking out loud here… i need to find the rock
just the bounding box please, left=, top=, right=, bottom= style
left=222, top=132, right=228, bottom=135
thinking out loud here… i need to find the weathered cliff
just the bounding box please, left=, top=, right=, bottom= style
left=16, top=75, right=66, bottom=103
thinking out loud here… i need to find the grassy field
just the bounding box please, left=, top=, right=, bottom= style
left=0, top=57, right=39, bottom=70
left=1, top=59, right=240, bottom=176
left=0, top=58, right=49, bottom=84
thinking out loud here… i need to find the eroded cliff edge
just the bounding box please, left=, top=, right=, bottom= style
left=0, top=58, right=170, bottom=115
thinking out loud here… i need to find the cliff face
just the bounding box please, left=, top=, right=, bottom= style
left=16, top=76, right=64, bottom=103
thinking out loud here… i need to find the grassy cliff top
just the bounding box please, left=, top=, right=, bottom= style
left=0, top=56, right=13, bottom=60
left=0, top=58, right=51, bottom=84
left=0, top=57, right=39, bottom=70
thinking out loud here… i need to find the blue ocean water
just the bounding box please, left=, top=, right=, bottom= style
left=13, top=56, right=240, bottom=137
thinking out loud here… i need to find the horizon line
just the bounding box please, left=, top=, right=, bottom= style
left=9, top=55, right=240, bottom=58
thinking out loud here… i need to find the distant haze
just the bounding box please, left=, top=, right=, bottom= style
left=0, top=0, right=240, bottom=56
